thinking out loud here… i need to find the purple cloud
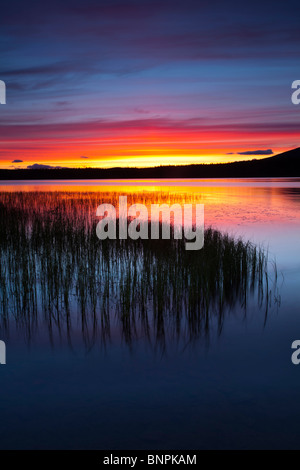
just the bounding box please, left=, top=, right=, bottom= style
left=237, top=149, right=273, bottom=156
left=26, top=163, right=68, bottom=170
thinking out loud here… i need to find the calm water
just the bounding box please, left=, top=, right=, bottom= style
left=0, top=178, right=300, bottom=450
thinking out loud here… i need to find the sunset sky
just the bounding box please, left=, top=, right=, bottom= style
left=0, top=0, right=299, bottom=169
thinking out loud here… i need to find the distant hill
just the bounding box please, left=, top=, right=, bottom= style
left=1, top=147, right=300, bottom=180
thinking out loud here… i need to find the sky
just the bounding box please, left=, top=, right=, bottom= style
left=0, top=0, right=300, bottom=169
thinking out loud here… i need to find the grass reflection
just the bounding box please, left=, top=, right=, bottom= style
left=0, top=191, right=278, bottom=351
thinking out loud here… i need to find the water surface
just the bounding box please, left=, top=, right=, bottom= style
left=0, top=178, right=299, bottom=449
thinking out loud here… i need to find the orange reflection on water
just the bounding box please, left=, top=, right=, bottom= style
left=1, top=178, right=300, bottom=231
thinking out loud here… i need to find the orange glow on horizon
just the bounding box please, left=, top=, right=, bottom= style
left=0, top=149, right=290, bottom=170
left=0, top=122, right=296, bottom=169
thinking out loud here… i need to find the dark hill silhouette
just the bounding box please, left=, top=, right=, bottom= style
left=1, top=147, right=300, bottom=180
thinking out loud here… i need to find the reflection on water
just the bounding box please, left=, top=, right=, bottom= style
left=1, top=178, right=300, bottom=450
left=0, top=191, right=278, bottom=352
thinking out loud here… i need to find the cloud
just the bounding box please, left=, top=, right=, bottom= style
left=1, top=63, right=70, bottom=77
left=226, top=149, right=273, bottom=156
left=225, top=149, right=274, bottom=157
left=80, top=155, right=89, bottom=159
left=237, top=149, right=273, bottom=156
left=26, top=163, right=68, bottom=170
left=12, top=159, right=23, bottom=162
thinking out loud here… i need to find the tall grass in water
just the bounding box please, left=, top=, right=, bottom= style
left=0, top=191, right=277, bottom=350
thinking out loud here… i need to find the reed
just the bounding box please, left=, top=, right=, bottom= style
left=0, top=191, right=278, bottom=349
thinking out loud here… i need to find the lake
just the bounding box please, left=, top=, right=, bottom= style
left=0, top=178, right=300, bottom=450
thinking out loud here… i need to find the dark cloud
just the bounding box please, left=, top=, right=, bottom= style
left=12, top=159, right=23, bottom=163
left=80, top=156, right=89, bottom=159
left=1, top=63, right=72, bottom=77
left=27, top=163, right=68, bottom=170
left=237, top=149, right=273, bottom=156
left=226, top=149, right=274, bottom=156
left=56, top=101, right=69, bottom=106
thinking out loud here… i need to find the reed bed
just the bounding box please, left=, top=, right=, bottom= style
left=0, top=191, right=277, bottom=349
